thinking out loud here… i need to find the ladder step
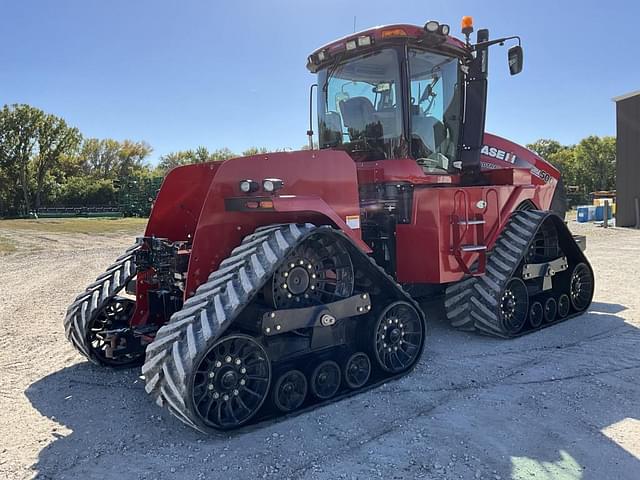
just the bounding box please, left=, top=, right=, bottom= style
left=460, top=244, right=487, bottom=252
left=458, top=219, right=486, bottom=225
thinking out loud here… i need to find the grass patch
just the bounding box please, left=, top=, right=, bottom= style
left=0, top=217, right=147, bottom=235
left=0, top=235, right=16, bottom=254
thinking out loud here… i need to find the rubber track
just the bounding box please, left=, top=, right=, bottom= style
left=444, top=277, right=476, bottom=331
left=63, top=243, right=141, bottom=364
left=142, top=223, right=424, bottom=432
left=445, top=210, right=591, bottom=338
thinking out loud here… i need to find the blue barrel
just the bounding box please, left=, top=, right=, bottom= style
left=594, top=206, right=613, bottom=221
left=577, top=206, right=591, bottom=223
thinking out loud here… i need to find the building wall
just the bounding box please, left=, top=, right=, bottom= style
left=616, top=94, right=640, bottom=227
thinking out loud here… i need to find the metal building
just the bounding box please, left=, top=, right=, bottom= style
left=613, top=91, right=640, bottom=227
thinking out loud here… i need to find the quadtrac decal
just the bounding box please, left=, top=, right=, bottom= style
left=481, top=161, right=500, bottom=170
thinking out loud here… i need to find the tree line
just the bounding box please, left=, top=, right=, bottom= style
left=0, top=103, right=616, bottom=217
left=526, top=137, right=616, bottom=196
left=0, top=104, right=281, bottom=216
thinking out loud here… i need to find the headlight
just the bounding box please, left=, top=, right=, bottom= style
left=263, top=178, right=284, bottom=193
left=425, top=21, right=440, bottom=33
left=239, top=179, right=259, bottom=193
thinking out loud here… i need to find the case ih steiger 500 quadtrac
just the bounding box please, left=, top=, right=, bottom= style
left=64, top=17, right=594, bottom=432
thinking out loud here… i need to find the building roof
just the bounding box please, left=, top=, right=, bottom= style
left=612, top=90, right=640, bottom=102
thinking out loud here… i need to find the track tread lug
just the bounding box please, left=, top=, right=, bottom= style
left=473, top=282, right=498, bottom=306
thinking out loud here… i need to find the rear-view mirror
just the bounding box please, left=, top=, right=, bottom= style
left=508, top=45, right=523, bottom=75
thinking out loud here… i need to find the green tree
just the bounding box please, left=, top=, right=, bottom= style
left=33, top=113, right=82, bottom=209
left=79, top=138, right=122, bottom=179
left=158, top=150, right=194, bottom=171
left=573, top=135, right=616, bottom=193
left=242, top=146, right=269, bottom=156
left=547, top=147, right=578, bottom=186
left=209, top=147, right=236, bottom=161
left=157, top=146, right=237, bottom=173
left=0, top=104, right=43, bottom=213
left=118, top=140, right=152, bottom=179
left=526, top=139, right=565, bottom=160
left=56, top=176, right=118, bottom=206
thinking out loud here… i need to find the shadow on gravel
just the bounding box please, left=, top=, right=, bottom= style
left=26, top=301, right=640, bottom=480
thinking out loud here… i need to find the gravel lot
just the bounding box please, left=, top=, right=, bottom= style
left=0, top=220, right=639, bottom=479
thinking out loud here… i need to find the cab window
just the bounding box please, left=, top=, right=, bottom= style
left=408, top=49, right=461, bottom=173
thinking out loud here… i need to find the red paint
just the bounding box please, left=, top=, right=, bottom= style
left=144, top=162, right=220, bottom=240
left=185, top=150, right=361, bottom=295
left=134, top=132, right=562, bottom=326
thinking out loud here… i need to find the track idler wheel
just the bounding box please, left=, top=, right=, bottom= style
left=499, top=278, right=529, bottom=335
left=272, top=370, right=307, bottom=413
left=373, top=301, right=424, bottom=373
left=558, top=294, right=571, bottom=318
left=310, top=361, right=341, bottom=400
left=529, top=301, right=544, bottom=328
left=544, top=297, right=557, bottom=323
left=268, top=237, right=354, bottom=309
left=191, top=334, right=271, bottom=430
left=344, top=352, right=371, bottom=389
left=87, top=297, right=143, bottom=367
left=569, top=263, right=594, bottom=312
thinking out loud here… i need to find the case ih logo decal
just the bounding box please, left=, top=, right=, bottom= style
left=481, top=144, right=554, bottom=184
left=481, top=145, right=517, bottom=163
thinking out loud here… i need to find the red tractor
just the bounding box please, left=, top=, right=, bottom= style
left=64, top=17, right=594, bottom=433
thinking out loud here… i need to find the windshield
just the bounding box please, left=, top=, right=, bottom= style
left=408, top=49, right=461, bottom=173
left=317, top=48, right=404, bottom=161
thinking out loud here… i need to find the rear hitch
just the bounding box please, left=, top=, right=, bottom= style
left=98, top=325, right=159, bottom=358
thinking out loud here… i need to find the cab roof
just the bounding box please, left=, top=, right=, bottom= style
left=307, top=23, right=469, bottom=72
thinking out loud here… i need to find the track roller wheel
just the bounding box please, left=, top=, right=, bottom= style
left=499, top=278, right=529, bottom=335
left=529, top=301, right=544, bottom=328
left=373, top=301, right=424, bottom=373
left=87, top=297, right=143, bottom=367
left=310, top=360, right=341, bottom=400
left=558, top=294, right=570, bottom=318
left=544, top=297, right=557, bottom=323
left=272, top=370, right=307, bottom=413
left=191, top=334, right=271, bottom=430
left=569, top=263, right=594, bottom=312
left=344, top=352, right=371, bottom=389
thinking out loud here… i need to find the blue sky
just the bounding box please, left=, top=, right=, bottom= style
left=1, top=0, right=637, bottom=163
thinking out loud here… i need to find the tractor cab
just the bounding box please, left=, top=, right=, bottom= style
left=307, top=19, right=523, bottom=182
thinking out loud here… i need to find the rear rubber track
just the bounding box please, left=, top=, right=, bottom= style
left=142, top=223, right=425, bottom=433
left=445, top=210, right=593, bottom=338
left=63, top=243, right=141, bottom=364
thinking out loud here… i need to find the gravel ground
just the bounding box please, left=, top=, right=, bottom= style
left=0, top=221, right=639, bottom=480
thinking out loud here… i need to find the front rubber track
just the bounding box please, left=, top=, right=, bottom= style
left=142, top=223, right=425, bottom=433
left=444, top=210, right=594, bottom=338
left=63, top=243, right=140, bottom=365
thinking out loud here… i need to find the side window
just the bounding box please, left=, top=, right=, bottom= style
left=408, top=50, right=461, bottom=173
